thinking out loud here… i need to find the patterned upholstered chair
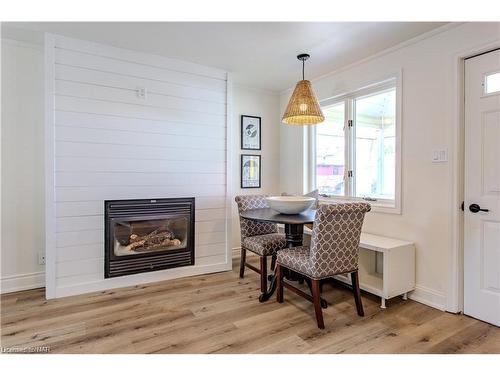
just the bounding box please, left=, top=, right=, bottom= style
left=235, top=195, right=287, bottom=294
left=276, top=203, right=371, bottom=329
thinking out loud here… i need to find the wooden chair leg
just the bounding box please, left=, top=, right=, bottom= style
left=311, top=279, right=325, bottom=329
left=276, top=265, right=284, bottom=303
left=260, top=256, right=267, bottom=293
left=270, top=255, right=276, bottom=271
left=351, top=271, right=364, bottom=317
left=239, top=247, right=246, bottom=278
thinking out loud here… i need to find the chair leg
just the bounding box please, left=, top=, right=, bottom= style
left=239, top=247, right=247, bottom=278
left=276, top=265, right=284, bottom=303
left=260, top=256, right=267, bottom=293
left=270, top=255, right=276, bottom=271
left=351, top=271, right=364, bottom=317
left=305, top=277, right=328, bottom=309
left=311, top=279, right=324, bottom=329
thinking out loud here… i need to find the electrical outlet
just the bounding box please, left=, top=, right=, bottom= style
left=38, top=252, right=46, bottom=265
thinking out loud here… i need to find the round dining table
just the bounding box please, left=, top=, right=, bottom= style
left=239, top=207, right=326, bottom=306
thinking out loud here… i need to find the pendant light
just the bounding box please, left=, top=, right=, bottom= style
left=282, top=54, right=324, bottom=126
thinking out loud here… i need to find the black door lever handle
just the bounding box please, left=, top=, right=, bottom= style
left=469, top=203, right=489, bottom=213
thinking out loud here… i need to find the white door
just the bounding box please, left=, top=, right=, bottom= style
left=464, top=49, right=500, bottom=327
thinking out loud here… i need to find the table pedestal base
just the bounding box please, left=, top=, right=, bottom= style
left=284, top=223, right=304, bottom=248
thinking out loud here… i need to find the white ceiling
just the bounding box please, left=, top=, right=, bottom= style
left=2, top=22, right=447, bottom=91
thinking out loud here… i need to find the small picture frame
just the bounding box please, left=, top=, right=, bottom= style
left=241, top=115, right=261, bottom=150
left=241, top=154, right=261, bottom=189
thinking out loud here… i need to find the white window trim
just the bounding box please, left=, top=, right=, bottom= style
left=307, top=74, right=402, bottom=215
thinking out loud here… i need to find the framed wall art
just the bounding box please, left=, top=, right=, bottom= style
left=241, top=154, right=261, bottom=188
left=241, top=115, right=261, bottom=150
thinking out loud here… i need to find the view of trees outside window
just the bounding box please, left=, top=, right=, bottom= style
left=354, top=89, right=395, bottom=200
left=316, top=102, right=345, bottom=196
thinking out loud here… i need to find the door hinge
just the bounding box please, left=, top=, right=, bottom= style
left=348, top=170, right=353, bottom=178
left=461, top=201, right=464, bottom=211
left=348, top=120, right=353, bottom=128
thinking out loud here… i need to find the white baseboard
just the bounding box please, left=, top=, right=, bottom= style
left=408, top=285, right=446, bottom=311
left=232, top=247, right=241, bottom=257
left=54, top=261, right=232, bottom=299
left=1, top=272, right=45, bottom=294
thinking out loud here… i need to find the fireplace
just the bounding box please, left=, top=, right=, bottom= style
left=104, top=198, right=195, bottom=278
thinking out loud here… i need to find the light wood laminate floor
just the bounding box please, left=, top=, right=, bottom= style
left=1, top=255, right=499, bottom=354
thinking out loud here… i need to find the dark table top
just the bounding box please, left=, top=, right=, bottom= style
left=239, top=208, right=317, bottom=225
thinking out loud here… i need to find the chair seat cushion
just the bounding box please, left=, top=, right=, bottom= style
left=277, top=245, right=317, bottom=278
left=242, top=233, right=287, bottom=256
left=277, top=245, right=358, bottom=279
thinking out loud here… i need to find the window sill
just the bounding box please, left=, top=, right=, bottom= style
left=318, top=196, right=401, bottom=215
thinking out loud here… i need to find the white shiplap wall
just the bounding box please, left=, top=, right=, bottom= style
left=45, top=34, right=232, bottom=298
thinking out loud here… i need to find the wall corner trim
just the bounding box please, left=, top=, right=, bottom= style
left=44, top=33, right=57, bottom=299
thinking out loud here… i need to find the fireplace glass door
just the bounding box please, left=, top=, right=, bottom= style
left=105, top=198, right=195, bottom=278
left=112, top=216, right=188, bottom=257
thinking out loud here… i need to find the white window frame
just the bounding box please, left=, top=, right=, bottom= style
left=308, top=76, right=402, bottom=214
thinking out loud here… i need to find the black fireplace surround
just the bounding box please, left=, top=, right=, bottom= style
left=104, top=198, right=195, bottom=278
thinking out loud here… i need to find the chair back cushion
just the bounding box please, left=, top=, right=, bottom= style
left=304, top=189, right=319, bottom=209
left=235, top=195, right=278, bottom=239
left=310, top=203, right=371, bottom=277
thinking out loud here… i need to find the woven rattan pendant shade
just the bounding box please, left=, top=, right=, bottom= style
left=282, top=80, right=324, bottom=125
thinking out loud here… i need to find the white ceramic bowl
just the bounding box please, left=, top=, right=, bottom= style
left=265, top=196, right=315, bottom=214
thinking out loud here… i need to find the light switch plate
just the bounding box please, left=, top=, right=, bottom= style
left=432, top=149, right=448, bottom=163
left=137, top=87, right=147, bottom=99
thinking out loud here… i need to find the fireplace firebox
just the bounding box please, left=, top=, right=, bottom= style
left=104, top=198, right=195, bottom=278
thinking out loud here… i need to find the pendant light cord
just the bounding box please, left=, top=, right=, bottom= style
left=302, top=59, right=305, bottom=80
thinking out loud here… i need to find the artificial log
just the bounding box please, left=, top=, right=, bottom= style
left=131, top=238, right=181, bottom=252
left=126, top=240, right=146, bottom=251
left=125, top=228, right=180, bottom=252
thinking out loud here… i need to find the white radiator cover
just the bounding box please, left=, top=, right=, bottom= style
left=44, top=34, right=232, bottom=298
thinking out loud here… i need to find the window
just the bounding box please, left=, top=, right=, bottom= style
left=312, top=79, right=400, bottom=212
left=316, top=102, right=345, bottom=196
left=485, top=71, right=500, bottom=94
